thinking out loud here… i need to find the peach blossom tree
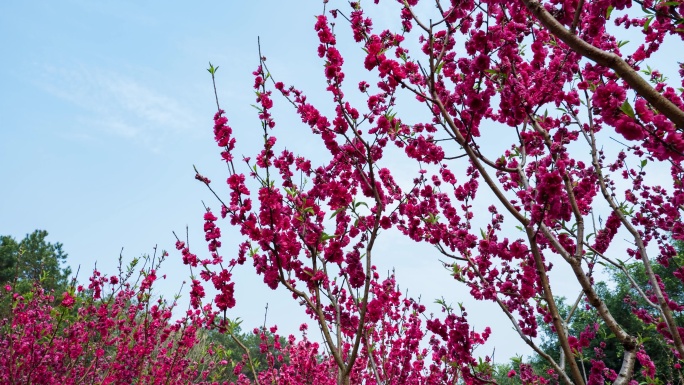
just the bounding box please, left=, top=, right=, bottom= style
left=185, top=0, right=684, bottom=384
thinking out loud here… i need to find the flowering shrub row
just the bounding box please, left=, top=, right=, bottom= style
left=0, top=255, right=214, bottom=385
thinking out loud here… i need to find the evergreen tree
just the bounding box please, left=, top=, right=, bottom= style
left=0, top=230, right=71, bottom=295
left=531, top=255, right=684, bottom=384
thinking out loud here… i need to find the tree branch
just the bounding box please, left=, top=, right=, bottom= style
left=521, top=0, right=684, bottom=128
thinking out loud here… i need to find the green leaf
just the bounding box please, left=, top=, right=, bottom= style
left=644, top=15, right=654, bottom=31
left=641, top=159, right=648, bottom=168
left=320, top=232, right=338, bottom=242
left=518, top=43, right=527, bottom=55
left=426, top=213, right=439, bottom=224
left=354, top=201, right=369, bottom=209
left=548, top=35, right=558, bottom=46
left=617, top=40, right=630, bottom=48
left=606, top=5, right=614, bottom=19
left=620, top=100, right=636, bottom=119
left=207, top=62, right=219, bottom=75
left=329, top=207, right=345, bottom=219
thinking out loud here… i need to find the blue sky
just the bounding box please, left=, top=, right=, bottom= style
left=3, top=0, right=629, bottom=363
left=1, top=0, right=332, bottom=330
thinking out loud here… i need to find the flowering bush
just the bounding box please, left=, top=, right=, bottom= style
left=187, top=0, right=684, bottom=384
left=202, top=276, right=491, bottom=385
left=0, top=253, right=215, bottom=385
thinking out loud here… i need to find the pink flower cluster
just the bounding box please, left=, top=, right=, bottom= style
left=0, top=259, right=215, bottom=385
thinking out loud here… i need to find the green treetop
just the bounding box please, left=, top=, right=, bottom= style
left=0, top=229, right=72, bottom=295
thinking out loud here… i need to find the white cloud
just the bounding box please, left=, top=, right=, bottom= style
left=37, top=63, right=198, bottom=149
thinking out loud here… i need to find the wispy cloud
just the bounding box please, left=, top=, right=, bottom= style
left=37, top=63, right=197, bottom=150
